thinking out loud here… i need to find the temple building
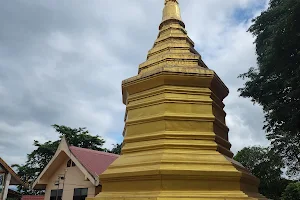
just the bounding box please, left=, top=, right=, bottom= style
left=89, top=0, right=267, bottom=200
left=0, top=158, right=24, bottom=200
left=32, top=137, right=118, bottom=200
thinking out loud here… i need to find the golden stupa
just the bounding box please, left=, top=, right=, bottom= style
left=89, top=0, right=267, bottom=199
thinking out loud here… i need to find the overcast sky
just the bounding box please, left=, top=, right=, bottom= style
left=0, top=0, right=270, bottom=166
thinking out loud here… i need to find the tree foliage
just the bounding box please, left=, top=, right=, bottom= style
left=234, top=146, right=289, bottom=200
left=281, top=182, right=300, bottom=200
left=109, top=143, right=122, bottom=155
left=238, top=0, right=300, bottom=176
left=13, top=124, right=106, bottom=194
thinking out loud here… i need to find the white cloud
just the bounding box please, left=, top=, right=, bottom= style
left=48, top=31, right=74, bottom=53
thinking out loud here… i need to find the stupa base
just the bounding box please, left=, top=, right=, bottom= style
left=89, top=191, right=266, bottom=200
left=87, top=149, right=267, bottom=200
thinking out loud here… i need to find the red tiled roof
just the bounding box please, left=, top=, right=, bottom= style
left=21, top=195, right=44, bottom=200
left=69, top=146, right=119, bottom=177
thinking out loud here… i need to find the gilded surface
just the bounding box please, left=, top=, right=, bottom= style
left=162, top=0, right=181, bottom=22
left=88, top=0, right=267, bottom=199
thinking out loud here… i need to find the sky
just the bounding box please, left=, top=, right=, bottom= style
left=0, top=0, right=270, bottom=166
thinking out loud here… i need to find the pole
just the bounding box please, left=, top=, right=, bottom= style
left=62, top=169, right=67, bottom=197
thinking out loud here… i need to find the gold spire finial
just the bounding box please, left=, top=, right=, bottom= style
left=164, top=0, right=178, bottom=4
left=162, top=0, right=182, bottom=23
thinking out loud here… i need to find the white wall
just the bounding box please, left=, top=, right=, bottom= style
left=44, top=159, right=95, bottom=200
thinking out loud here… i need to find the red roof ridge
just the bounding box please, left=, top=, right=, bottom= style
left=68, top=146, right=119, bottom=179
left=69, top=146, right=119, bottom=157
left=21, top=195, right=44, bottom=200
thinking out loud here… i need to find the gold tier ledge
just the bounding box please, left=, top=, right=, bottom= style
left=88, top=0, right=267, bottom=199
left=122, top=68, right=229, bottom=107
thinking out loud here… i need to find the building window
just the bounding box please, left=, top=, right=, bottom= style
left=73, top=188, right=88, bottom=200
left=50, top=189, right=63, bottom=200
left=67, top=159, right=76, bottom=167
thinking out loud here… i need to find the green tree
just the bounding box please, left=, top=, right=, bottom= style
left=11, top=164, right=43, bottom=195
left=13, top=124, right=106, bottom=195
left=281, top=182, right=300, bottom=200
left=238, top=0, right=300, bottom=176
left=234, top=146, right=289, bottom=200
left=109, top=143, right=122, bottom=155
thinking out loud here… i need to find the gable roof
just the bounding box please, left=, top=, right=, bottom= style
left=0, top=157, right=24, bottom=185
left=70, top=146, right=118, bottom=177
left=32, top=137, right=119, bottom=189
